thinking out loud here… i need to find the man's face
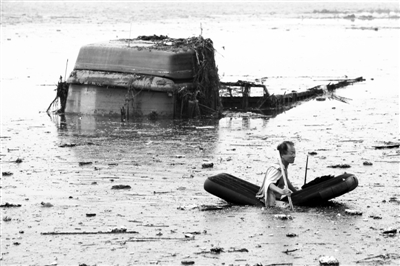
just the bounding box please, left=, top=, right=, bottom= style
left=282, top=145, right=296, bottom=164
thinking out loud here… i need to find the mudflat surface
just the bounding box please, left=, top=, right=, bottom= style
left=1, top=2, right=399, bottom=265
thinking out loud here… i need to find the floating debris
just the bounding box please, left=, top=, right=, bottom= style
left=274, top=214, right=293, bottom=220
left=79, top=161, right=93, bottom=166
left=328, top=164, right=351, bottom=168
left=41, top=202, right=54, bottom=208
left=111, top=185, right=131, bottom=190
left=0, top=202, right=21, bottom=208
left=202, top=162, right=214, bottom=168
left=181, top=261, right=195, bottom=265
left=345, top=209, right=362, bottom=215
left=2, top=172, right=13, bottom=176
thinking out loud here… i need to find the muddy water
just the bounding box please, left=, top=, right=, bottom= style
left=1, top=2, right=400, bottom=265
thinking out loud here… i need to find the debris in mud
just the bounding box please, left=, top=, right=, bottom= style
left=319, top=255, right=339, bottom=266
left=202, top=162, right=214, bottom=168
left=283, top=248, right=298, bottom=254
left=274, top=214, right=293, bottom=220
left=41, top=229, right=139, bottom=235
left=327, top=164, right=351, bottom=168
left=356, top=253, right=400, bottom=264
left=79, top=161, right=93, bottom=166
left=59, top=143, right=77, bottom=147
left=0, top=202, right=21, bottom=208
left=210, top=247, right=224, bottom=254
left=345, top=209, right=362, bottom=215
left=111, top=185, right=131, bottom=189
left=382, top=228, right=397, bottom=236
left=373, top=144, right=400, bottom=149
left=111, top=226, right=127, bottom=233
left=369, top=215, right=382, bottom=219
left=2, top=171, right=13, bottom=176
left=41, top=202, right=54, bottom=207
left=199, top=204, right=227, bottom=211
left=363, top=161, right=373, bottom=166
left=181, top=261, right=195, bottom=265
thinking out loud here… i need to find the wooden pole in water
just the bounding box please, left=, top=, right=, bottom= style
left=304, top=155, right=309, bottom=185
left=64, top=59, right=68, bottom=82
left=277, top=151, right=294, bottom=210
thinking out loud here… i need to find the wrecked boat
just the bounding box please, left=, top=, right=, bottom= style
left=204, top=173, right=358, bottom=206
left=56, top=35, right=221, bottom=119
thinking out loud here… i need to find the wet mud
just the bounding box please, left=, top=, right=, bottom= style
left=1, top=2, right=400, bottom=265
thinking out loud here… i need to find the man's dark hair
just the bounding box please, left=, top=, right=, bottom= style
left=277, top=141, right=294, bottom=156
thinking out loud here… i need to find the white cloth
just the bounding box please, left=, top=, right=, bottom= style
left=256, top=161, right=287, bottom=207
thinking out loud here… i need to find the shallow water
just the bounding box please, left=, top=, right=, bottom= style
left=1, top=2, right=399, bottom=265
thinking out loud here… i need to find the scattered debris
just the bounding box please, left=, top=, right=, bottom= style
left=0, top=202, right=21, bottom=208
left=181, top=261, right=195, bottom=265
left=210, top=247, right=224, bottom=254
left=283, top=248, right=298, bottom=254
left=327, top=164, right=351, bottom=168
left=373, top=144, right=400, bottom=149
left=369, top=215, right=382, bottom=219
left=382, top=228, right=397, bottom=237
left=41, top=229, right=139, bottom=235
left=2, top=172, right=13, bottom=176
left=41, top=202, right=54, bottom=208
left=59, top=143, right=77, bottom=147
left=79, top=161, right=93, bottom=166
left=345, top=209, right=362, bottom=215
left=111, top=185, right=131, bottom=190
left=274, top=214, right=293, bottom=220
left=319, top=255, right=339, bottom=266
left=363, top=161, right=373, bottom=166
left=202, top=162, right=214, bottom=168
left=356, top=253, right=400, bottom=263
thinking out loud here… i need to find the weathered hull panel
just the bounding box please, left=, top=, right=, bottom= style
left=66, top=84, right=175, bottom=118
left=75, top=41, right=196, bottom=80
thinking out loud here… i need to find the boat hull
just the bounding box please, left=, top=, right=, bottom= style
left=74, top=41, right=196, bottom=80
left=66, top=84, right=175, bottom=117
left=204, top=173, right=358, bottom=206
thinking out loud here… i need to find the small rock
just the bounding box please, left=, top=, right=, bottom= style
left=319, top=255, right=339, bottom=266
left=345, top=209, right=362, bottom=215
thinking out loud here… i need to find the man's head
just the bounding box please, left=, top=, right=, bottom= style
left=277, top=141, right=296, bottom=164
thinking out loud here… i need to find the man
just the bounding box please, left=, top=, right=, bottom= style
left=256, top=141, right=298, bottom=207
